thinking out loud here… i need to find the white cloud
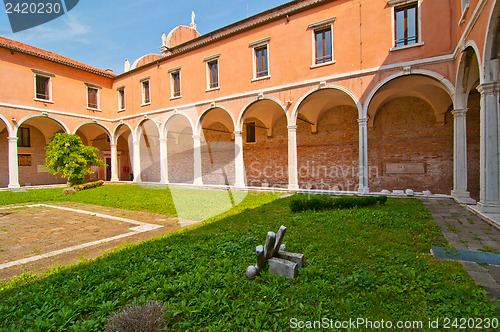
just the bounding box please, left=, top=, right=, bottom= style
left=3, top=12, right=91, bottom=44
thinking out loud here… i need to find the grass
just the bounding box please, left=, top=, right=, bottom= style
left=0, top=185, right=178, bottom=217
left=0, top=186, right=498, bottom=330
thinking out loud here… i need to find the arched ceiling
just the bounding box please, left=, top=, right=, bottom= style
left=242, top=100, right=285, bottom=136
left=368, top=75, right=453, bottom=127
left=296, top=88, right=357, bottom=133
left=21, top=117, right=65, bottom=144
left=200, top=107, right=234, bottom=133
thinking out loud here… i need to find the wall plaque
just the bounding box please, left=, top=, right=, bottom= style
left=18, top=154, right=32, bottom=166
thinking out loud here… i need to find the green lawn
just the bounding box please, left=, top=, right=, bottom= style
left=0, top=186, right=498, bottom=331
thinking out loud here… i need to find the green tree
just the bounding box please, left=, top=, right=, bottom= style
left=44, top=133, right=106, bottom=184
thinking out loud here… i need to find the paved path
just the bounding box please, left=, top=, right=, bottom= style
left=0, top=202, right=201, bottom=282
left=422, top=198, right=500, bottom=307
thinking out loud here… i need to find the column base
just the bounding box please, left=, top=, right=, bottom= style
left=476, top=202, right=500, bottom=214
left=358, top=186, right=369, bottom=194
left=193, top=179, right=203, bottom=186
left=8, top=183, right=20, bottom=189
left=288, top=184, right=299, bottom=191
left=110, top=178, right=120, bottom=182
left=451, top=189, right=476, bottom=204
left=234, top=182, right=246, bottom=188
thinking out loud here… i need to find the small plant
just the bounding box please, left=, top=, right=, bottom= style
left=43, top=133, right=106, bottom=185
left=63, top=188, right=76, bottom=195
left=105, top=300, right=167, bottom=332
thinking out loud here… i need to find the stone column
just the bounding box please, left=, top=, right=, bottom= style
left=234, top=131, right=245, bottom=188
left=193, top=134, right=203, bottom=185
left=8, top=136, right=20, bottom=189
left=477, top=82, right=500, bottom=213
left=132, top=139, right=141, bottom=183
left=159, top=138, right=169, bottom=184
left=110, top=143, right=119, bottom=182
left=451, top=109, right=474, bottom=203
left=357, top=118, right=369, bottom=193
left=287, top=125, right=299, bottom=191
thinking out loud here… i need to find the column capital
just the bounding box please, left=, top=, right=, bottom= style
left=109, top=143, right=117, bottom=148
left=192, top=134, right=202, bottom=140
left=132, top=139, right=139, bottom=145
left=159, top=138, right=168, bottom=143
left=287, top=125, right=298, bottom=131
left=477, top=82, right=500, bottom=95
left=357, top=118, right=369, bottom=125
left=234, top=131, right=243, bottom=137
left=452, top=108, right=468, bottom=117
left=7, top=136, right=18, bottom=142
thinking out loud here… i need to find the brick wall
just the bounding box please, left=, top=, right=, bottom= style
left=168, top=127, right=194, bottom=183
left=297, top=105, right=359, bottom=191
left=368, top=97, right=454, bottom=194
left=201, top=122, right=235, bottom=185
left=243, top=114, right=288, bottom=188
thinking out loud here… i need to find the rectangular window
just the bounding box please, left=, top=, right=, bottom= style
left=18, top=127, right=30, bottom=147
left=118, top=87, right=125, bottom=110
left=171, top=71, right=181, bottom=97
left=255, top=46, right=269, bottom=78
left=246, top=122, right=256, bottom=143
left=315, top=28, right=333, bottom=64
left=87, top=87, right=99, bottom=109
left=142, top=79, right=150, bottom=104
left=35, top=75, right=50, bottom=100
left=395, top=4, right=418, bottom=47
left=208, top=60, right=219, bottom=89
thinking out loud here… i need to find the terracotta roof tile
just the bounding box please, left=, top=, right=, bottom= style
left=0, top=36, right=115, bottom=78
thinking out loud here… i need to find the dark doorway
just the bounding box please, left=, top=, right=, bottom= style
left=106, top=158, right=111, bottom=181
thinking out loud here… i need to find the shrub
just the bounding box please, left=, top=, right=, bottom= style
left=290, top=195, right=388, bottom=213
left=62, top=188, right=76, bottom=195
left=105, top=300, right=167, bottom=332
left=73, top=180, right=104, bottom=192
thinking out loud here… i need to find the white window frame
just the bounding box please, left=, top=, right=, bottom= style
left=140, top=77, right=151, bottom=106
left=250, top=37, right=271, bottom=81
left=389, top=0, right=424, bottom=51
left=204, top=54, right=220, bottom=92
left=117, top=85, right=125, bottom=112
left=85, top=82, right=101, bottom=111
left=309, top=17, right=336, bottom=68
left=169, top=67, right=182, bottom=100
left=32, top=69, right=54, bottom=103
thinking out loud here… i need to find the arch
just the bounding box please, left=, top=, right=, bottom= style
left=161, top=110, right=195, bottom=138
left=363, top=70, right=455, bottom=120
left=455, top=43, right=482, bottom=109
left=113, top=122, right=135, bottom=144
left=135, top=117, right=161, bottom=139
left=196, top=105, right=236, bottom=135
left=292, top=84, right=362, bottom=123
left=16, top=114, right=69, bottom=136
left=483, top=0, right=500, bottom=83
left=237, top=96, right=289, bottom=132
left=72, top=121, right=112, bottom=138
left=364, top=71, right=455, bottom=127
left=0, top=114, right=13, bottom=137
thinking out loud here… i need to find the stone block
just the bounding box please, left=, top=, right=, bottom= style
left=264, top=232, right=276, bottom=259
left=277, top=251, right=305, bottom=267
left=405, top=189, right=414, bottom=196
left=392, top=190, right=405, bottom=195
left=268, top=257, right=298, bottom=279
left=256, top=245, right=265, bottom=270
left=272, top=225, right=287, bottom=257
left=423, top=190, right=432, bottom=196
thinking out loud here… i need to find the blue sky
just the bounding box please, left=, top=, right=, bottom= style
left=0, top=0, right=291, bottom=74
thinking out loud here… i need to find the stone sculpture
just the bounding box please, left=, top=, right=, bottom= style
left=246, top=225, right=305, bottom=280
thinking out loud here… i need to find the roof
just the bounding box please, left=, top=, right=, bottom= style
left=0, top=36, right=116, bottom=79
left=119, top=0, right=336, bottom=77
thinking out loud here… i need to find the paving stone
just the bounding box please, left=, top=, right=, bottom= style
left=486, top=265, right=500, bottom=284
left=460, top=261, right=488, bottom=273
left=467, top=271, right=500, bottom=289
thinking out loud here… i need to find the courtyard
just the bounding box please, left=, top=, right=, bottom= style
left=0, top=185, right=498, bottom=330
